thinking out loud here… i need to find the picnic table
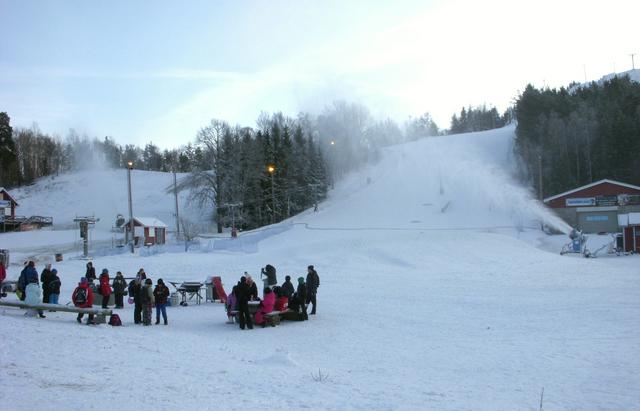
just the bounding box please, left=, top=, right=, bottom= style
left=168, top=281, right=204, bottom=305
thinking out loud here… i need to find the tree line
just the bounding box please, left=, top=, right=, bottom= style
left=0, top=121, right=194, bottom=187
left=514, top=76, right=640, bottom=198
left=1, top=99, right=513, bottom=231
left=449, top=104, right=513, bottom=134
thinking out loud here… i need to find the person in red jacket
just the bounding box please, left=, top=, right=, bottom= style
left=99, top=269, right=112, bottom=309
left=0, top=260, right=6, bottom=299
left=273, top=287, right=289, bottom=312
left=72, top=277, right=95, bottom=325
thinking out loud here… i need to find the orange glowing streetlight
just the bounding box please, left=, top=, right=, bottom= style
left=267, top=164, right=276, bottom=223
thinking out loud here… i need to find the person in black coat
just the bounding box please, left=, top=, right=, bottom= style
left=48, top=269, right=61, bottom=305
left=261, top=264, right=277, bottom=288
left=85, top=262, right=96, bottom=281
left=281, top=275, right=294, bottom=300
left=40, top=263, right=53, bottom=303
left=153, top=279, right=170, bottom=325
left=295, top=277, right=308, bottom=321
left=305, top=265, right=320, bottom=315
left=112, top=271, right=128, bottom=309
left=235, top=276, right=253, bottom=330
left=128, top=277, right=143, bottom=324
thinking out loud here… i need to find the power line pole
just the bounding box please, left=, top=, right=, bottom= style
left=127, top=161, right=134, bottom=253
left=538, top=154, right=543, bottom=201
left=220, top=203, right=242, bottom=236
left=308, top=183, right=321, bottom=212
left=173, top=171, right=180, bottom=239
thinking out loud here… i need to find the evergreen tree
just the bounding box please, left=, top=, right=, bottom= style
left=515, top=75, right=640, bottom=197
left=0, top=112, right=17, bottom=186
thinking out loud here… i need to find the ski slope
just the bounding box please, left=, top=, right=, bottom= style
left=8, top=168, right=204, bottom=231
left=1, top=126, right=639, bottom=411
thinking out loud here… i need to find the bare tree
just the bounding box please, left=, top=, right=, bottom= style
left=179, top=218, right=201, bottom=252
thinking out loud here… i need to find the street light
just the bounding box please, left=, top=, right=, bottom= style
left=329, top=140, right=336, bottom=189
left=267, top=164, right=276, bottom=224
left=127, top=161, right=134, bottom=253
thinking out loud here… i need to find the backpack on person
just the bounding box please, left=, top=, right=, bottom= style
left=108, top=314, right=122, bottom=326
left=74, top=287, right=88, bottom=305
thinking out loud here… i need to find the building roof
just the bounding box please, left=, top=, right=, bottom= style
left=129, top=217, right=168, bottom=228
left=0, top=187, right=18, bottom=206
left=543, top=179, right=640, bottom=203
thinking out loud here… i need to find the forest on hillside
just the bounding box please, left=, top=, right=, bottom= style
left=514, top=76, right=640, bottom=198
left=1, top=90, right=564, bottom=232
left=0, top=102, right=447, bottom=231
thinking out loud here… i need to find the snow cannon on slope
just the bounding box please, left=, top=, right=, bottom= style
left=560, top=228, right=590, bottom=257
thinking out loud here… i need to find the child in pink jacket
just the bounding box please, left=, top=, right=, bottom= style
left=254, top=287, right=275, bottom=326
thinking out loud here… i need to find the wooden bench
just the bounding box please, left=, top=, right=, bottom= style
left=262, top=310, right=283, bottom=327
left=0, top=300, right=113, bottom=324
left=226, top=309, right=291, bottom=326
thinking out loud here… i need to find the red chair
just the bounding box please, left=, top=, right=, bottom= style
left=212, top=276, right=228, bottom=303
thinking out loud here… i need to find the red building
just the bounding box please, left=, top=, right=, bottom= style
left=617, top=213, right=640, bottom=253
left=0, top=187, right=18, bottom=220
left=124, top=217, right=167, bottom=246
left=543, top=179, right=640, bottom=234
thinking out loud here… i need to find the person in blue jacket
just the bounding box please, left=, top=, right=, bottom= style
left=18, top=261, right=39, bottom=301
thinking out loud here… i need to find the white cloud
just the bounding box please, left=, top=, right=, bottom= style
left=6, top=0, right=639, bottom=147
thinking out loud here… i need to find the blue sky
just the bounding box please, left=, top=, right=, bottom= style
left=1, top=0, right=639, bottom=149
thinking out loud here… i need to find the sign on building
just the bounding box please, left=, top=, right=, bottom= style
left=585, top=215, right=609, bottom=222
left=596, top=195, right=618, bottom=206
left=566, top=197, right=595, bottom=207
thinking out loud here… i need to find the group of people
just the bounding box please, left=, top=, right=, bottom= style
left=226, top=264, right=320, bottom=330
left=125, top=272, right=170, bottom=326
left=15, top=261, right=61, bottom=318
left=10, top=259, right=321, bottom=330
left=78, top=264, right=170, bottom=326
left=11, top=260, right=170, bottom=326
left=84, top=262, right=130, bottom=309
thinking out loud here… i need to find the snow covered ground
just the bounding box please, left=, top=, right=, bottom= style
left=1, top=126, right=639, bottom=410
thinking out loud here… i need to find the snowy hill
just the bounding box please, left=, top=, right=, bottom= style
left=1, top=126, right=638, bottom=410
left=597, top=68, right=640, bottom=84
left=303, top=125, right=569, bottom=233
left=9, top=168, right=203, bottom=231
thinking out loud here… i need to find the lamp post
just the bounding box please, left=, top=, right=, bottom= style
left=173, top=170, right=180, bottom=240
left=267, top=164, right=276, bottom=224
left=309, top=183, right=320, bottom=212
left=127, top=161, right=134, bottom=253
left=329, top=140, right=335, bottom=189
